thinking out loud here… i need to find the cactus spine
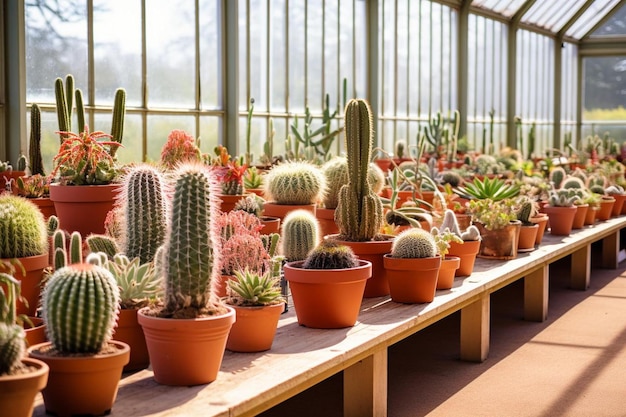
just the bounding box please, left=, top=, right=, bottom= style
left=29, top=104, right=45, bottom=175
left=335, top=99, right=384, bottom=241
left=86, top=234, right=119, bottom=259
left=302, top=241, right=359, bottom=269
left=42, top=263, right=120, bottom=354
left=163, top=164, right=221, bottom=315
left=281, top=209, right=319, bottom=262
left=264, top=161, right=326, bottom=205
left=0, top=194, right=48, bottom=258
left=120, top=165, right=168, bottom=264
left=390, top=228, right=437, bottom=259
left=110, top=88, right=126, bottom=158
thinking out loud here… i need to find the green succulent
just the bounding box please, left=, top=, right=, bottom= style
left=104, top=254, right=162, bottom=309
left=227, top=269, right=284, bottom=307
left=455, top=176, right=520, bottom=201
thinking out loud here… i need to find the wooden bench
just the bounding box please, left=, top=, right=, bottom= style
left=32, top=216, right=626, bottom=417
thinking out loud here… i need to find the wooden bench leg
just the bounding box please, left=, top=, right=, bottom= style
left=344, top=348, right=387, bottom=417
left=571, top=244, right=591, bottom=290
left=460, top=294, right=490, bottom=362
left=524, top=265, right=548, bottom=322
left=602, top=231, right=619, bottom=269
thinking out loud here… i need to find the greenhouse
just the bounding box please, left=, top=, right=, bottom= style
left=1, top=1, right=626, bottom=416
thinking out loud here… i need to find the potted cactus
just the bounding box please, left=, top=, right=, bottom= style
left=543, top=189, right=580, bottom=236
left=137, top=163, right=236, bottom=386
left=383, top=228, right=442, bottom=303
left=210, top=145, right=249, bottom=212
left=0, top=194, right=49, bottom=317
left=284, top=240, right=371, bottom=328
left=0, top=155, right=27, bottom=194
left=515, top=196, right=539, bottom=252
left=440, top=209, right=482, bottom=277
left=0, top=272, right=49, bottom=417
left=466, top=198, right=521, bottom=260
left=27, top=256, right=129, bottom=417
left=431, top=226, right=462, bottom=290
left=281, top=209, right=320, bottom=262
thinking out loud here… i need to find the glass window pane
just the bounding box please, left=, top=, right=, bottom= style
left=566, top=0, right=620, bottom=39
left=200, top=0, right=222, bottom=110
left=199, top=116, right=221, bottom=154
left=471, top=0, right=528, bottom=18
left=589, top=3, right=626, bottom=37
left=93, top=112, right=142, bottom=165
left=288, top=3, right=306, bottom=114
left=270, top=0, right=287, bottom=112
left=146, top=115, right=196, bottom=161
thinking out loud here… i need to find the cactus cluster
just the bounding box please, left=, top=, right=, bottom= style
left=390, top=228, right=437, bottom=259
left=0, top=194, right=48, bottom=258
left=302, top=240, right=359, bottom=270
left=42, top=263, right=120, bottom=354
left=233, top=194, right=262, bottom=217
left=264, top=161, right=326, bottom=205
left=281, top=209, right=319, bottom=262
left=335, top=99, right=384, bottom=241
left=548, top=189, right=580, bottom=207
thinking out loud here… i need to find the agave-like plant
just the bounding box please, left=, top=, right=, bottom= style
left=455, top=176, right=520, bottom=201
left=226, top=269, right=284, bottom=307
left=103, top=254, right=162, bottom=309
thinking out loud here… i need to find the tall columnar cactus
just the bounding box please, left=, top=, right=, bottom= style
left=120, top=165, right=168, bottom=264
left=163, top=163, right=221, bottom=315
left=55, top=75, right=74, bottom=141
left=42, top=263, right=120, bottom=354
left=281, top=209, right=319, bottom=262
left=0, top=194, right=48, bottom=258
left=29, top=104, right=45, bottom=175
left=109, top=88, right=126, bottom=159
left=264, top=161, right=326, bottom=205
left=390, top=228, right=437, bottom=259
left=335, top=99, right=384, bottom=241
left=75, top=89, right=86, bottom=133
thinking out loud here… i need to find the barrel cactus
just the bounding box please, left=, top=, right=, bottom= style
left=390, top=228, right=437, bottom=259
left=0, top=194, right=48, bottom=258
left=335, top=99, right=384, bottom=241
left=302, top=241, right=359, bottom=270
left=42, top=263, right=120, bottom=354
left=322, top=157, right=386, bottom=209
left=281, top=209, right=319, bottom=262
left=561, top=176, right=585, bottom=190
left=549, top=167, right=566, bottom=189
left=264, top=161, right=326, bottom=205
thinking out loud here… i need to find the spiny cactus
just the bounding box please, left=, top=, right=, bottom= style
left=439, top=170, right=463, bottom=188
left=321, top=157, right=348, bottom=209
left=549, top=167, right=566, bottom=189
left=264, top=161, right=326, bottom=205
left=302, top=240, right=359, bottom=270
left=0, top=194, right=48, bottom=258
left=0, top=273, right=26, bottom=374
left=75, top=88, right=86, bottom=133
left=42, top=263, right=120, bottom=354
left=120, top=165, right=168, bottom=264
left=163, top=163, right=222, bottom=316
left=548, top=189, right=580, bottom=207
left=335, top=99, right=384, bottom=241
left=561, top=176, right=585, bottom=189
left=86, top=234, right=119, bottom=259
left=394, top=139, right=406, bottom=159
left=55, top=75, right=74, bottom=141
left=516, top=198, right=536, bottom=225
left=109, top=88, right=126, bottom=158
left=281, top=209, right=319, bottom=262
left=29, top=104, right=45, bottom=175
left=390, top=228, right=437, bottom=259
left=233, top=194, right=262, bottom=217
left=47, top=215, right=59, bottom=237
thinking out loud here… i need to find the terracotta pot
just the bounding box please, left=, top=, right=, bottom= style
left=374, top=158, right=392, bottom=173
left=455, top=213, right=472, bottom=232
left=383, top=254, right=441, bottom=303
left=315, top=207, right=339, bottom=238
left=572, top=204, right=589, bottom=229
left=517, top=223, right=539, bottom=252
left=28, top=341, right=129, bottom=417
left=2, top=253, right=49, bottom=317
left=596, top=197, right=615, bottom=221
left=610, top=194, right=626, bottom=217
left=584, top=206, right=598, bottom=225
left=0, top=357, right=49, bottom=417
left=247, top=188, right=265, bottom=197
left=283, top=260, right=372, bottom=329
left=543, top=205, right=577, bottom=236
left=27, top=197, right=56, bottom=220
left=24, top=316, right=47, bottom=347
left=447, top=240, right=480, bottom=277
left=260, top=216, right=281, bottom=235
left=1, top=170, right=25, bottom=194
left=263, top=202, right=316, bottom=221
left=218, top=194, right=246, bottom=213
left=49, top=183, right=119, bottom=237
left=474, top=221, right=521, bottom=260
left=436, top=256, right=460, bottom=290
left=530, top=214, right=549, bottom=245
left=326, top=235, right=394, bottom=298
left=137, top=307, right=235, bottom=386
left=225, top=302, right=284, bottom=352
left=621, top=198, right=626, bottom=215
left=112, top=309, right=150, bottom=372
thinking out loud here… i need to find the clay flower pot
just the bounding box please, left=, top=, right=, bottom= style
left=28, top=197, right=56, bottom=220
left=3, top=253, right=49, bottom=317
left=596, top=197, right=615, bottom=221
left=113, top=308, right=150, bottom=372
left=383, top=254, right=441, bottom=303
left=610, top=193, right=626, bottom=217
left=24, top=316, right=47, bottom=347
left=260, top=216, right=281, bottom=234
left=217, top=194, right=246, bottom=213
left=530, top=214, right=549, bottom=245
left=0, top=357, right=49, bottom=417
left=447, top=240, right=481, bottom=277
left=436, top=256, right=460, bottom=290
left=584, top=206, right=598, bottom=225
left=517, top=223, right=539, bottom=252
left=543, top=205, right=577, bottom=236
left=315, top=207, right=339, bottom=238
left=283, top=260, right=372, bottom=329
left=262, top=202, right=316, bottom=221
left=474, top=221, right=521, bottom=260
left=572, top=204, right=589, bottom=229
left=226, top=302, right=285, bottom=352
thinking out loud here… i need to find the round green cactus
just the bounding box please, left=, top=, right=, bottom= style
left=302, top=240, right=359, bottom=270
left=561, top=176, right=585, bottom=190
left=281, top=209, right=319, bottom=262
left=391, top=228, right=437, bottom=259
left=549, top=167, right=566, bottom=189
left=0, top=323, right=25, bottom=374
left=42, top=263, right=120, bottom=354
left=264, top=161, right=326, bottom=205
left=0, top=194, right=48, bottom=258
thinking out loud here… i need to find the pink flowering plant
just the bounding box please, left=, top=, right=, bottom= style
left=159, top=129, right=202, bottom=170
left=216, top=210, right=270, bottom=275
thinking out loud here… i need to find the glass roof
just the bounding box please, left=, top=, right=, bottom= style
left=589, top=2, right=626, bottom=37
left=471, top=0, right=626, bottom=39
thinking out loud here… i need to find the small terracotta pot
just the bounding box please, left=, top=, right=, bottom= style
left=1, top=170, right=25, bottom=194
left=226, top=303, right=284, bottom=352
left=530, top=214, right=549, bottom=245
left=436, top=256, right=460, bottom=290
left=260, top=216, right=281, bottom=234
left=610, top=194, right=626, bottom=217
left=543, top=205, right=577, bottom=236
left=518, top=223, right=539, bottom=252
left=384, top=254, right=441, bottom=303
left=24, top=316, right=47, bottom=347
left=572, top=204, right=589, bottom=229
left=596, top=197, right=615, bottom=221
left=475, top=221, right=521, bottom=260
left=28, top=341, right=129, bottom=417
left=455, top=214, right=472, bottom=232
left=584, top=206, right=598, bottom=225
left=138, top=307, right=235, bottom=386
left=263, top=202, right=316, bottom=221
left=284, top=260, right=372, bottom=328
left=374, top=158, right=392, bottom=173
left=3, top=253, right=49, bottom=317
left=217, top=194, right=246, bottom=213
left=315, top=207, right=339, bottom=238
left=447, top=240, right=480, bottom=277
left=113, top=309, right=150, bottom=372
left=247, top=188, right=264, bottom=197
left=0, top=357, right=48, bottom=417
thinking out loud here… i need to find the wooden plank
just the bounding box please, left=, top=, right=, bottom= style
left=602, top=230, right=619, bottom=269
left=460, top=294, right=490, bottom=362
left=344, top=348, right=388, bottom=417
left=524, top=264, right=548, bottom=322
left=570, top=244, right=591, bottom=290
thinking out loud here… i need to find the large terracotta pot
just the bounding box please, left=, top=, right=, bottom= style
left=383, top=254, right=441, bottom=303
left=572, top=204, right=589, bottom=229
left=3, top=253, right=49, bottom=317
left=610, top=193, right=626, bottom=217
left=283, top=260, right=371, bottom=329
left=543, top=205, right=577, bottom=236
left=0, top=357, right=49, bottom=417
left=530, top=214, right=549, bottom=245
left=226, top=302, right=284, bottom=352
left=596, top=197, right=615, bottom=221
left=263, top=202, right=316, bottom=221
left=474, top=221, right=521, bottom=260
left=517, top=223, right=539, bottom=252
left=436, top=256, right=460, bottom=290
left=447, top=240, right=480, bottom=277
left=28, top=341, right=129, bottom=417
left=315, top=207, right=339, bottom=238
left=28, top=197, right=56, bottom=220
left=49, top=183, right=119, bottom=237
left=217, top=194, right=246, bottom=213
left=137, top=307, right=235, bottom=386
left=326, top=235, right=394, bottom=298
left=112, top=308, right=150, bottom=372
